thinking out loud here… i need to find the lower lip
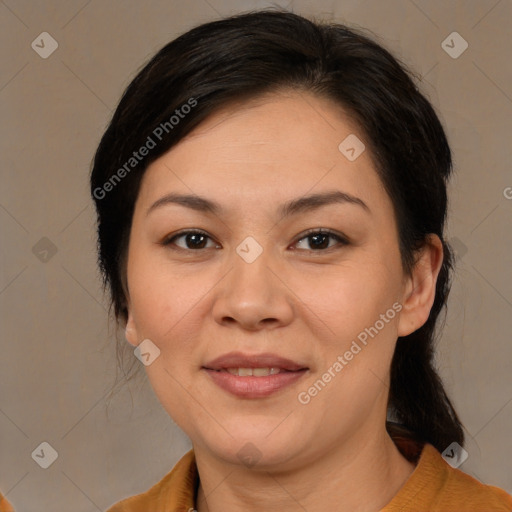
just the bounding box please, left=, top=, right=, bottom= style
left=203, top=368, right=308, bottom=398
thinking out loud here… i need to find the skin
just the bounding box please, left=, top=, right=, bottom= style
left=124, top=90, right=443, bottom=512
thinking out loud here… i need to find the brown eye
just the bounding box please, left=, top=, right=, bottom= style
left=293, top=229, right=348, bottom=251
left=163, top=230, right=219, bottom=250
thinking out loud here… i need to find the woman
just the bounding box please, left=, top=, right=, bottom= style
left=91, top=8, right=512, bottom=512
left=2, top=8, right=509, bottom=512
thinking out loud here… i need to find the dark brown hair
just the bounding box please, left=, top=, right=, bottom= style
left=90, top=9, right=464, bottom=451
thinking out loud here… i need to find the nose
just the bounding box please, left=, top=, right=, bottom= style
left=211, top=243, right=294, bottom=331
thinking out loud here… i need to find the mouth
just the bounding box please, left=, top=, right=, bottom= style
left=202, top=352, right=309, bottom=398
left=211, top=367, right=289, bottom=376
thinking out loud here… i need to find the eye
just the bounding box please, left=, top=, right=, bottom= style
left=161, top=228, right=348, bottom=252
left=162, top=229, right=220, bottom=250
left=292, top=229, right=348, bottom=251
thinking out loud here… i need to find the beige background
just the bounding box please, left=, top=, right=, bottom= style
left=1, top=0, right=511, bottom=510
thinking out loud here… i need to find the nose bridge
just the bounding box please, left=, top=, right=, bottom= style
left=212, top=234, right=293, bottom=328
left=230, top=235, right=275, bottom=300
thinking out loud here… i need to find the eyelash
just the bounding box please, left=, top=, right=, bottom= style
left=161, top=228, right=349, bottom=253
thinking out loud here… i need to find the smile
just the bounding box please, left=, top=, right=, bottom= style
left=223, top=367, right=283, bottom=376
left=203, top=367, right=308, bottom=398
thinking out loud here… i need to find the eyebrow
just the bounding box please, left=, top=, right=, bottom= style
left=146, top=190, right=371, bottom=218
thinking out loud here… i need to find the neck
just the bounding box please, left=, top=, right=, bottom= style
left=194, top=425, right=415, bottom=512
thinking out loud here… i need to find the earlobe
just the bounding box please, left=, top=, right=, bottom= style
left=397, top=234, right=444, bottom=337
left=124, top=310, right=139, bottom=347
left=123, top=290, right=140, bottom=347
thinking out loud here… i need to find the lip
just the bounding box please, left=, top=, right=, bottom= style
left=203, top=351, right=307, bottom=371
left=202, top=351, right=309, bottom=399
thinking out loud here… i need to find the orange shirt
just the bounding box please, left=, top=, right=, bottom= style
left=2, top=436, right=511, bottom=511
left=0, top=495, right=13, bottom=512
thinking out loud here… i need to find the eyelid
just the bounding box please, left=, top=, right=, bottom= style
left=291, top=228, right=349, bottom=251
left=161, top=229, right=219, bottom=249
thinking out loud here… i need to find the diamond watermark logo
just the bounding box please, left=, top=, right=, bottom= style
left=441, top=32, right=468, bottom=59
left=32, top=441, right=58, bottom=469
left=237, top=442, right=262, bottom=468
left=31, top=32, right=59, bottom=59
left=338, top=134, right=365, bottom=161
left=32, top=237, right=58, bottom=263
left=442, top=441, right=468, bottom=468
left=134, top=338, right=161, bottom=366
left=236, top=236, right=263, bottom=264
left=449, top=236, right=468, bottom=262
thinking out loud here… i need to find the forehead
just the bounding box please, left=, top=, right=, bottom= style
left=137, top=90, right=392, bottom=220
left=179, top=90, right=363, bottom=164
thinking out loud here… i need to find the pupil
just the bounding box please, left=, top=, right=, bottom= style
left=310, top=234, right=328, bottom=249
left=188, top=233, right=206, bottom=248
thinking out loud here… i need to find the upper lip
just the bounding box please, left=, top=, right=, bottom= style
left=203, top=352, right=307, bottom=371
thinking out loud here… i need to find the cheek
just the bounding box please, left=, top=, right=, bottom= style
left=294, top=269, right=400, bottom=422
left=127, top=261, right=222, bottom=413
left=291, top=261, right=402, bottom=411
left=130, top=275, right=210, bottom=350
left=127, top=237, right=207, bottom=333
left=127, top=262, right=209, bottom=425
left=289, top=259, right=399, bottom=338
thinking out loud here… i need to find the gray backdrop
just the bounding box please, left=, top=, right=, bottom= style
left=1, top=1, right=511, bottom=510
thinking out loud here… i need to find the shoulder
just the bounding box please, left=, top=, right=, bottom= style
left=105, top=449, right=197, bottom=512
left=385, top=439, right=512, bottom=511
left=0, top=493, right=15, bottom=512
left=429, top=446, right=512, bottom=510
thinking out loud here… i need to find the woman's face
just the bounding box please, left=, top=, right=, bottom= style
left=124, top=90, right=419, bottom=468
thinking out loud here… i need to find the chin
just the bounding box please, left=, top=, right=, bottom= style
left=199, top=426, right=306, bottom=470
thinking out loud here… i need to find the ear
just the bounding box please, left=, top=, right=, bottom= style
left=397, top=234, right=444, bottom=337
left=124, top=300, right=140, bottom=347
